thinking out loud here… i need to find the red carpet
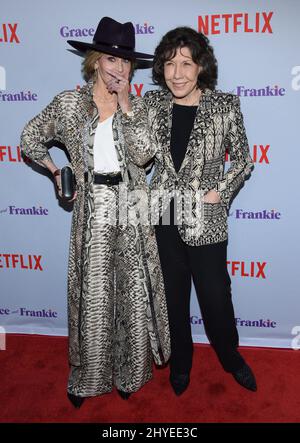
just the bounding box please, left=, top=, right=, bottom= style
left=1, top=334, right=299, bottom=423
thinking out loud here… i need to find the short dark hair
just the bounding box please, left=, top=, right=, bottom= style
left=152, top=27, right=218, bottom=91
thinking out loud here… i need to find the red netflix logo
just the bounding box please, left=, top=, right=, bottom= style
left=227, top=261, right=267, bottom=279
left=0, top=146, right=31, bottom=163
left=225, top=144, right=270, bottom=164
left=0, top=254, right=43, bottom=271
left=129, top=83, right=144, bottom=96
left=0, top=24, right=20, bottom=43
left=76, top=83, right=144, bottom=96
left=198, top=12, right=273, bottom=35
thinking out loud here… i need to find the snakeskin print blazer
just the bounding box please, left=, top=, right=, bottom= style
left=145, top=89, right=254, bottom=246
left=20, top=80, right=170, bottom=368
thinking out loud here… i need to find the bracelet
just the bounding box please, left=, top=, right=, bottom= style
left=53, top=169, right=61, bottom=177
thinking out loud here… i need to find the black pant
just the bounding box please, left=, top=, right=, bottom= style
left=155, top=223, right=245, bottom=374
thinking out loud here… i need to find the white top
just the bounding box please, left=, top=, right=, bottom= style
left=93, top=114, right=120, bottom=173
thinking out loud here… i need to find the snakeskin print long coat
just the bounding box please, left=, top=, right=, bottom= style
left=144, top=89, right=254, bottom=246
left=20, top=81, right=170, bottom=384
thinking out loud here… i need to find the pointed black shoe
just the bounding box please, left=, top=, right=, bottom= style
left=67, top=392, right=85, bottom=408
left=232, top=363, right=257, bottom=392
left=170, top=373, right=190, bottom=396
left=117, top=389, right=131, bottom=400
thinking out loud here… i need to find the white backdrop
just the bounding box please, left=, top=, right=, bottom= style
left=1, top=0, right=300, bottom=349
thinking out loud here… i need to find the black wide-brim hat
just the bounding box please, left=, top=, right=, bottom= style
left=67, top=16, right=153, bottom=65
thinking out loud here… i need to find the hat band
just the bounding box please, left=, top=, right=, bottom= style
left=93, top=40, right=134, bottom=51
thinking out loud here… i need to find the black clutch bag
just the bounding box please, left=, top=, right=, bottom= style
left=61, top=166, right=75, bottom=200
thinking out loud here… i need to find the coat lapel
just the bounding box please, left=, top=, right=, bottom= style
left=155, top=93, right=177, bottom=176
left=112, top=108, right=131, bottom=183
left=77, top=80, right=98, bottom=175
left=155, top=89, right=214, bottom=179
left=178, top=88, right=213, bottom=175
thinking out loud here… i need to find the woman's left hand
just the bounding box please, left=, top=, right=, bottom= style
left=203, top=190, right=221, bottom=204
left=106, top=69, right=131, bottom=113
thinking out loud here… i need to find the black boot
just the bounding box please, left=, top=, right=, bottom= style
left=232, top=363, right=257, bottom=392
left=169, top=373, right=190, bottom=396
left=117, top=389, right=131, bottom=400
left=67, top=392, right=85, bottom=408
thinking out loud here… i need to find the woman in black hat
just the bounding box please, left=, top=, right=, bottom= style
left=21, top=17, right=170, bottom=408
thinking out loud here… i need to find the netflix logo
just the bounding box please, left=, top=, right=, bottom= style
left=0, top=254, right=43, bottom=271
left=129, top=83, right=144, bottom=97
left=0, top=146, right=31, bottom=163
left=198, top=11, right=273, bottom=35
left=227, top=261, right=267, bottom=279
left=0, top=23, right=20, bottom=43
left=226, top=144, right=270, bottom=164
left=76, top=83, right=144, bottom=96
left=79, top=83, right=143, bottom=97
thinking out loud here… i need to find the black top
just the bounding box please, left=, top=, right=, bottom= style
left=158, top=103, right=197, bottom=226
left=170, top=103, right=198, bottom=173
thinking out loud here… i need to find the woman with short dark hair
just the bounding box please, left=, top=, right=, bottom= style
left=153, top=27, right=217, bottom=91
left=145, top=26, right=256, bottom=396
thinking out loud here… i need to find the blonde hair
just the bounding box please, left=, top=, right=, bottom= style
left=82, top=50, right=103, bottom=82
left=82, top=50, right=136, bottom=82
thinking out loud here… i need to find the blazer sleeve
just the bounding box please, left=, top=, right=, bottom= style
left=20, top=93, right=65, bottom=168
left=213, top=95, right=254, bottom=209
left=121, top=96, right=157, bottom=167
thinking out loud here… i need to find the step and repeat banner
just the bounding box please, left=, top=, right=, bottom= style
left=1, top=0, right=300, bottom=349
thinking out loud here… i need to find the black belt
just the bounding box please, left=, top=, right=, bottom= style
left=92, top=172, right=122, bottom=185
